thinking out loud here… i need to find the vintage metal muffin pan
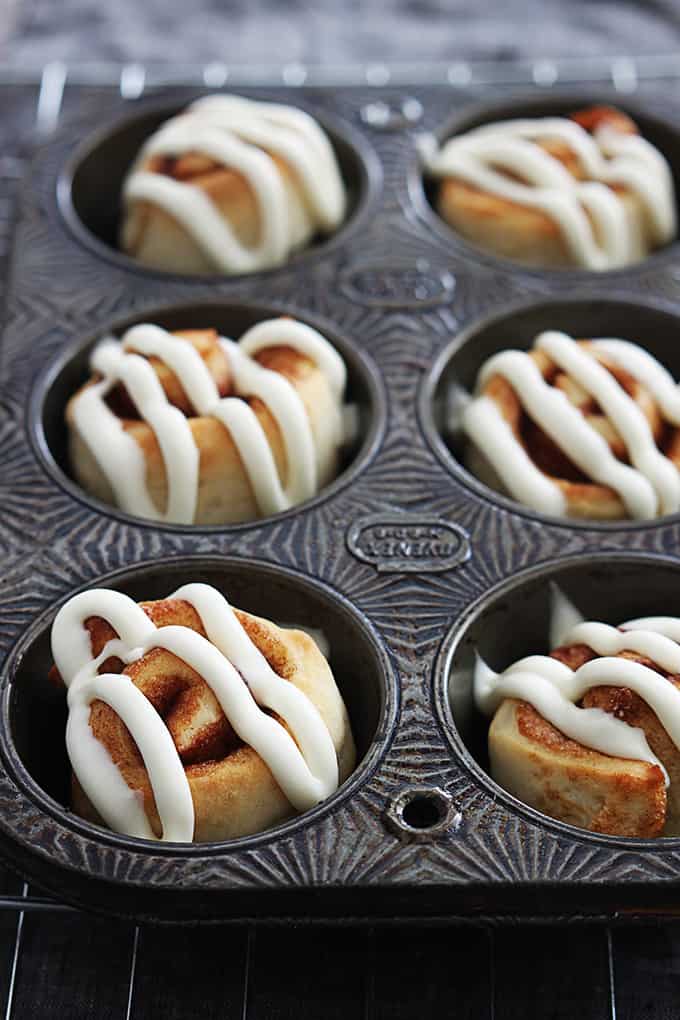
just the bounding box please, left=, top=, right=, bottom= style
left=4, top=83, right=680, bottom=922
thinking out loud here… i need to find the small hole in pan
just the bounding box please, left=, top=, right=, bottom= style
left=59, top=96, right=379, bottom=279
left=435, top=553, right=680, bottom=846
left=418, top=92, right=680, bottom=277
left=384, top=785, right=460, bottom=842
left=31, top=301, right=384, bottom=531
left=421, top=295, right=680, bottom=531
left=401, top=792, right=444, bottom=829
left=2, top=556, right=395, bottom=849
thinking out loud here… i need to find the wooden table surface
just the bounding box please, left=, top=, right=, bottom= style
left=0, top=859, right=679, bottom=1019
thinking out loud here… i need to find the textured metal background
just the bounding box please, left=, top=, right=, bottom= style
left=3, top=71, right=680, bottom=923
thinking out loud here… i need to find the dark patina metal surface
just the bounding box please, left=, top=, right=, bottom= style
left=3, top=83, right=680, bottom=922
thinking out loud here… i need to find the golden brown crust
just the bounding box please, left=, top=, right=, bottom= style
left=469, top=339, right=680, bottom=520
left=569, top=106, right=637, bottom=137
left=491, top=694, right=667, bottom=837
left=435, top=106, right=651, bottom=269
left=69, top=595, right=356, bottom=842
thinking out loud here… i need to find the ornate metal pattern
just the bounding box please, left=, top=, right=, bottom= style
left=2, top=83, right=680, bottom=920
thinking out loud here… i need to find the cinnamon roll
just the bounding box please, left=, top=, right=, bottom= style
left=66, top=316, right=349, bottom=525
left=120, top=94, right=347, bottom=275
left=459, top=330, right=680, bottom=521
left=424, top=106, right=677, bottom=270
left=476, top=591, right=680, bottom=837
left=50, top=582, right=355, bottom=842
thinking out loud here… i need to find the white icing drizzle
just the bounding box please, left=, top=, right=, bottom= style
left=51, top=583, right=340, bottom=842
left=462, top=393, right=568, bottom=517
left=239, top=318, right=346, bottom=401
left=474, top=652, right=665, bottom=777
left=70, top=318, right=346, bottom=524
left=462, top=330, right=680, bottom=520
left=425, top=115, right=676, bottom=269
left=589, top=339, right=680, bottom=425
left=123, top=93, right=347, bottom=273
left=474, top=592, right=680, bottom=784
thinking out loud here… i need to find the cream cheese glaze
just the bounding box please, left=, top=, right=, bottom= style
left=461, top=330, right=680, bottom=520
left=51, top=583, right=340, bottom=842
left=123, top=94, right=347, bottom=273
left=70, top=318, right=347, bottom=524
left=424, top=116, right=676, bottom=269
left=474, top=587, right=680, bottom=785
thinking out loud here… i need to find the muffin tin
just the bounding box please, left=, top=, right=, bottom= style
left=5, top=82, right=680, bottom=922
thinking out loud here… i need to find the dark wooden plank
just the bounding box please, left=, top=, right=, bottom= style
left=131, top=923, right=248, bottom=1020
left=0, top=867, right=22, bottom=896
left=493, top=926, right=611, bottom=1020
left=368, top=925, right=491, bottom=1020
left=0, top=879, right=24, bottom=1020
left=9, top=906, right=134, bottom=1019
left=247, top=926, right=365, bottom=1020
left=612, top=924, right=680, bottom=1020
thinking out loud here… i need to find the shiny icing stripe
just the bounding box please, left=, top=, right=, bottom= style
left=51, top=584, right=339, bottom=842
left=589, top=339, right=680, bottom=425
left=71, top=318, right=344, bottom=523
left=462, top=393, right=568, bottom=517
left=474, top=653, right=665, bottom=775
left=462, top=331, right=680, bottom=520
left=189, top=95, right=346, bottom=229
left=535, top=331, right=680, bottom=515
left=124, top=93, right=346, bottom=273
left=474, top=594, right=680, bottom=783
left=425, top=116, right=676, bottom=269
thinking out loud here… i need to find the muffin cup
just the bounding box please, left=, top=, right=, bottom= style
left=0, top=555, right=397, bottom=920
left=57, top=92, right=383, bottom=282
left=29, top=298, right=386, bottom=532
left=420, top=293, right=680, bottom=531
left=434, top=551, right=680, bottom=848
left=414, top=88, right=680, bottom=284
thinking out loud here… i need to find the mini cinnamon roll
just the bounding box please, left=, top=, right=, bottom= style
left=50, top=583, right=355, bottom=842
left=459, top=330, right=680, bottom=521
left=120, top=94, right=347, bottom=275
left=66, top=316, right=349, bottom=525
left=476, top=592, right=680, bottom=837
left=424, top=106, right=677, bottom=270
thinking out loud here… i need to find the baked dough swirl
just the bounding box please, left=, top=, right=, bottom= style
left=121, top=94, right=347, bottom=275
left=476, top=592, right=680, bottom=837
left=50, top=583, right=355, bottom=842
left=66, top=317, right=348, bottom=525
left=424, top=106, right=676, bottom=270
left=461, top=330, right=680, bottom=520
